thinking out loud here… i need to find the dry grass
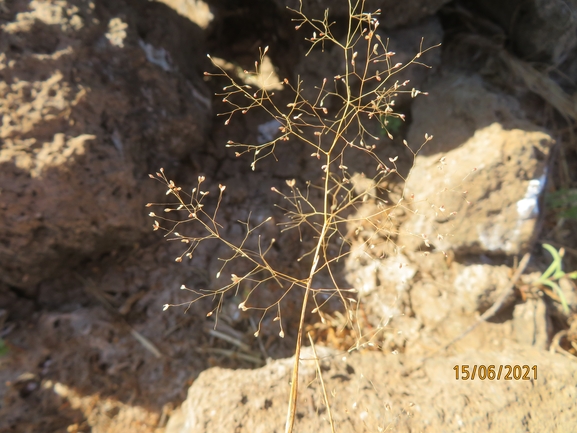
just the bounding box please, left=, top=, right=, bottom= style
left=148, top=1, right=441, bottom=431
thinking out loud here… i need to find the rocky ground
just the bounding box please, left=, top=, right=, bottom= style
left=1, top=1, right=577, bottom=432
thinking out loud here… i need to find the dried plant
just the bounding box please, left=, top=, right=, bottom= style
left=148, top=1, right=439, bottom=431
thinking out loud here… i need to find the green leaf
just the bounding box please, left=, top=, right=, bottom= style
left=540, top=244, right=565, bottom=280
left=0, top=339, right=8, bottom=357
left=551, top=282, right=571, bottom=315
left=546, top=188, right=577, bottom=220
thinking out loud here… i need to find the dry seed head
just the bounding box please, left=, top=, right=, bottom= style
left=286, top=179, right=296, bottom=188
left=279, top=330, right=285, bottom=338
left=146, top=203, right=153, bottom=207
left=219, top=184, right=226, bottom=191
left=163, top=304, right=170, bottom=311
left=149, top=174, right=155, bottom=179
left=149, top=212, right=156, bottom=217
left=175, top=257, right=182, bottom=262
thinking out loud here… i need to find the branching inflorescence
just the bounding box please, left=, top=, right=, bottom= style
left=148, top=1, right=438, bottom=431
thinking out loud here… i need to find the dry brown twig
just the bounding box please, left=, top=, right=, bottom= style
left=148, top=1, right=441, bottom=431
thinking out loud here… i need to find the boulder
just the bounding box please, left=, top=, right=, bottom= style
left=400, top=72, right=554, bottom=255
left=462, top=0, right=577, bottom=65
left=0, top=0, right=211, bottom=289
left=166, top=346, right=577, bottom=432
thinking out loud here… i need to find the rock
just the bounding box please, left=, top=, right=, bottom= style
left=513, top=297, right=553, bottom=349
left=462, top=0, right=577, bottom=65
left=0, top=0, right=211, bottom=289
left=411, top=263, right=512, bottom=329
left=400, top=72, right=554, bottom=255
left=275, top=0, right=451, bottom=29
left=167, top=346, right=577, bottom=432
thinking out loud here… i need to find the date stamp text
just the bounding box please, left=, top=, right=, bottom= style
left=454, top=365, right=537, bottom=380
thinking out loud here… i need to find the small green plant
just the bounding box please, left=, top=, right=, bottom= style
left=149, top=1, right=438, bottom=431
left=546, top=188, right=577, bottom=220
left=534, top=243, right=576, bottom=314
left=378, top=113, right=403, bottom=137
